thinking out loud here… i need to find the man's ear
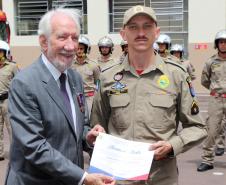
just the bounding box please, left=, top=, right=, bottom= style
left=39, top=35, right=48, bottom=52
left=155, top=27, right=160, bottom=40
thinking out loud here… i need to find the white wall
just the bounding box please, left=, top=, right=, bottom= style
left=87, top=0, right=121, bottom=45
left=189, top=0, right=226, bottom=43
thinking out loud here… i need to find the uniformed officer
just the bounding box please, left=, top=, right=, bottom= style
left=156, top=34, right=180, bottom=64
left=119, top=40, right=128, bottom=63
left=71, top=35, right=100, bottom=117
left=198, top=29, right=226, bottom=172
left=91, top=5, right=207, bottom=185
left=170, top=44, right=196, bottom=80
left=97, top=36, right=116, bottom=72
left=0, top=40, right=18, bottom=161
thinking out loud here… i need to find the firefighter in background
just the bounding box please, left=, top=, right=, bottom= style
left=97, top=36, right=116, bottom=72
left=71, top=35, right=100, bottom=117
left=119, top=40, right=128, bottom=63
left=156, top=33, right=179, bottom=63
left=0, top=40, right=19, bottom=161
left=156, top=34, right=171, bottom=58
left=0, top=10, right=10, bottom=44
left=198, top=29, right=226, bottom=171
left=170, top=44, right=196, bottom=80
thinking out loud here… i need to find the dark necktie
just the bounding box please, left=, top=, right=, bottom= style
left=59, top=73, right=72, bottom=118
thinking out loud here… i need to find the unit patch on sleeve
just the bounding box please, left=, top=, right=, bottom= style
left=186, top=76, right=195, bottom=97
left=191, top=100, right=199, bottom=115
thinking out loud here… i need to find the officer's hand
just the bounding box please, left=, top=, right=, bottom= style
left=84, top=173, right=115, bottom=185
left=149, top=141, right=173, bottom=160
left=86, top=124, right=105, bottom=146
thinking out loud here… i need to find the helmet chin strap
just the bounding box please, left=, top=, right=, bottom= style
left=0, top=55, right=5, bottom=62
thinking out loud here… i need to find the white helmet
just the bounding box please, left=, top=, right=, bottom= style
left=120, top=40, right=128, bottom=46
left=156, top=34, right=171, bottom=49
left=214, top=30, right=226, bottom=49
left=170, top=44, right=184, bottom=52
left=0, top=40, right=10, bottom=58
left=98, top=36, right=114, bottom=52
left=170, top=44, right=184, bottom=58
left=78, top=35, right=91, bottom=54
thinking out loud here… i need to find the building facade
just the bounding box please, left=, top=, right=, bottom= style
left=2, top=0, right=226, bottom=92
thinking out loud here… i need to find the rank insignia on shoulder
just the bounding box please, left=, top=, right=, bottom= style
left=191, top=100, right=199, bottom=115
left=186, top=76, right=195, bottom=97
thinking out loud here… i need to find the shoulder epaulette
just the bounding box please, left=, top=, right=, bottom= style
left=164, top=60, right=186, bottom=72
left=209, top=54, right=218, bottom=60
left=101, top=61, right=121, bottom=73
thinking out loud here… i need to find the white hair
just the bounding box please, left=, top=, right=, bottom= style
left=38, top=8, right=81, bottom=37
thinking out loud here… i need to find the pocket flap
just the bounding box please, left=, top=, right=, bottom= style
left=109, top=94, right=130, bottom=108
left=149, top=94, right=174, bottom=108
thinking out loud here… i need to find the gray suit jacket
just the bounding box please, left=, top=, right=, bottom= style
left=5, top=57, right=90, bottom=185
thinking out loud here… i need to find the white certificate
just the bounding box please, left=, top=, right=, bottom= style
left=88, top=133, right=154, bottom=181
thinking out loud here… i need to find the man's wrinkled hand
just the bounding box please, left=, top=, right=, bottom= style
left=86, top=124, right=105, bottom=146
left=149, top=141, right=173, bottom=160
left=84, top=173, right=115, bottom=185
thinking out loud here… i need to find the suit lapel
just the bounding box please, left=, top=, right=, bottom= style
left=37, top=59, right=77, bottom=139
left=68, top=70, right=83, bottom=138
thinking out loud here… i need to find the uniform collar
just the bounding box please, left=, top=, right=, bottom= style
left=121, top=53, right=166, bottom=75
left=214, top=53, right=226, bottom=61
left=0, top=59, right=10, bottom=68
left=97, top=56, right=113, bottom=63
left=74, top=57, right=89, bottom=65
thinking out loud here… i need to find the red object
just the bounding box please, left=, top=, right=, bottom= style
left=87, top=91, right=95, bottom=97
left=0, top=10, right=7, bottom=21
left=136, top=70, right=144, bottom=75
left=210, top=91, right=226, bottom=98
left=195, top=43, right=208, bottom=50
left=0, top=10, right=10, bottom=44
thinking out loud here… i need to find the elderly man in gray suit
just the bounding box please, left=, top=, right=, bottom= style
left=4, top=8, right=115, bottom=185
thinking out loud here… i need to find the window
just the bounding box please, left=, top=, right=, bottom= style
left=151, top=0, right=188, bottom=51
left=15, top=0, right=87, bottom=36
left=109, top=0, right=150, bottom=33
left=109, top=0, right=188, bottom=52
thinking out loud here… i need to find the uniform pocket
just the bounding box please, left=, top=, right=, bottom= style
left=147, top=94, right=176, bottom=128
left=149, top=94, right=174, bottom=108
left=109, top=94, right=130, bottom=129
left=109, top=94, right=130, bottom=107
